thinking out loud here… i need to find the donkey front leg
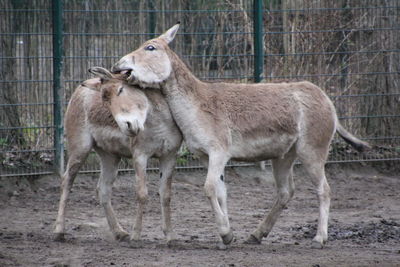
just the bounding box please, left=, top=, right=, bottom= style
left=158, top=153, right=177, bottom=244
left=96, top=150, right=129, bottom=241
left=130, top=154, right=149, bottom=243
left=204, top=152, right=232, bottom=248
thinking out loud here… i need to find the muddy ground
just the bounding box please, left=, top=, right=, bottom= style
left=0, top=163, right=399, bottom=267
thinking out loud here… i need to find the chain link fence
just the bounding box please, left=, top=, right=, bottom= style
left=1, top=0, right=399, bottom=177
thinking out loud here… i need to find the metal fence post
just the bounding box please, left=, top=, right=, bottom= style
left=148, top=0, right=156, bottom=38
left=253, top=0, right=264, bottom=83
left=52, top=0, right=64, bottom=176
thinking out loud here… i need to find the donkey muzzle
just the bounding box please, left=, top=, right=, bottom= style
left=115, top=114, right=144, bottom=137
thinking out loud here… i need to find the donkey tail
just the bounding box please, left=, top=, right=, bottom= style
left=336, top=123, right=371, bottom=152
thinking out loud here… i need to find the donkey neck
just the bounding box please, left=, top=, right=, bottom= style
left=160, top=52, right=219, bottom=154
left=161, top=54, right=204, bottom=113
left=162, top=52, right=205, bottom=97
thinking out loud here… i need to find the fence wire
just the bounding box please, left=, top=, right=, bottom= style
left=1, top=0, right=399, bottom=177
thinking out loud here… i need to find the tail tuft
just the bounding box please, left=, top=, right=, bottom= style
left=336, top=123, right=371, bottom=152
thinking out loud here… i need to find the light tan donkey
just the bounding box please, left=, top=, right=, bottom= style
left=54, top=67, right=182, bottom=245
left=111, top=24, right=370, bottom=249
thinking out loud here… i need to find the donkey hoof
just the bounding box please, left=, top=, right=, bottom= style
left=244, top=234, right=261, bottom=245
left=129, top=239, right=143, bottom=249
left=53, top=232, right=66, bottom=242
left=115, top=231, right=130, bottom=242
left=221, top=231, right=235, bottom=245
left=216, top=242, right=228, bottom=250
left=166, top=239, right=180, bottom=248
left=311, top=240, right=324, bottom=249
left=165, top=232, right=178, bottom=244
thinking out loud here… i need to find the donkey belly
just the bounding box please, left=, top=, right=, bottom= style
left=91, top=126, right=132, bottom=158
left=229, top=133, right=297, bottom=161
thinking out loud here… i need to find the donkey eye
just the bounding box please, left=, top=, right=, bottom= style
left=145, top=45, right=156, bottom=51
left=117, top=87, right=123, bottom=96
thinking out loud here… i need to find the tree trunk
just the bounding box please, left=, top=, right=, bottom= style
left=0, top=0, right=26, bottom=147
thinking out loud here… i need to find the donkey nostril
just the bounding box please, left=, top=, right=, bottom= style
left=126, top=121, right=131, bottom=129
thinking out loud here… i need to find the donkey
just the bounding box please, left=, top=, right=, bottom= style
left=53, top=67, right=182, bottom=244
left=111, top=23, right=370, bottom=249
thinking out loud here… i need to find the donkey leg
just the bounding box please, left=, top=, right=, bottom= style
left=96, top=149, right=128, bottom=241
left=130, top=155, right=148, bottom=242
left=301, top=160, right=331, bottom=248
left=54, top=141, right=91, bottom=241
left=246, top=149, right=296, bottom=244
left=158, top=153, right=177, bottom=244
left=204, top=152, right=232, bottom=246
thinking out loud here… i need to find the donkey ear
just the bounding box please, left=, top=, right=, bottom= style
left=160, top=22, right=180, bottom=44
left=88, top=66, right=113, bottom=81
left=81, top=78, right=102, bottom=91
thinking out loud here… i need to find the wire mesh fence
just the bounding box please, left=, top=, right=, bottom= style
left=1, top=0, right=399, bottom=177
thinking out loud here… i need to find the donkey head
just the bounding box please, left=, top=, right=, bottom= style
left=111, top=23, right=180, bottom=87
left=87, top=67, right=150, bottom=136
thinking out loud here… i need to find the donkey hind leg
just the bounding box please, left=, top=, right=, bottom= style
left=300, top=157, right=331, bottom=249
left=96, top=149, right=128, bottom=241
left=246, top=148, right=297, bottom=244
left=54, top=141, right=92, bottom=241
left=130, top=155, right=149, bottom=243
left=203, top=152, right=232, bottom=248
left=158, top=154, right=177, bottom=244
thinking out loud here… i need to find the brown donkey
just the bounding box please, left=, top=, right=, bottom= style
left=111, top=24, right=370, bottom=249
left=54, top=67, right=182, bottom=245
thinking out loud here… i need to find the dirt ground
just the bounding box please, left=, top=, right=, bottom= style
left=0, top=163, right=399, bottom=267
